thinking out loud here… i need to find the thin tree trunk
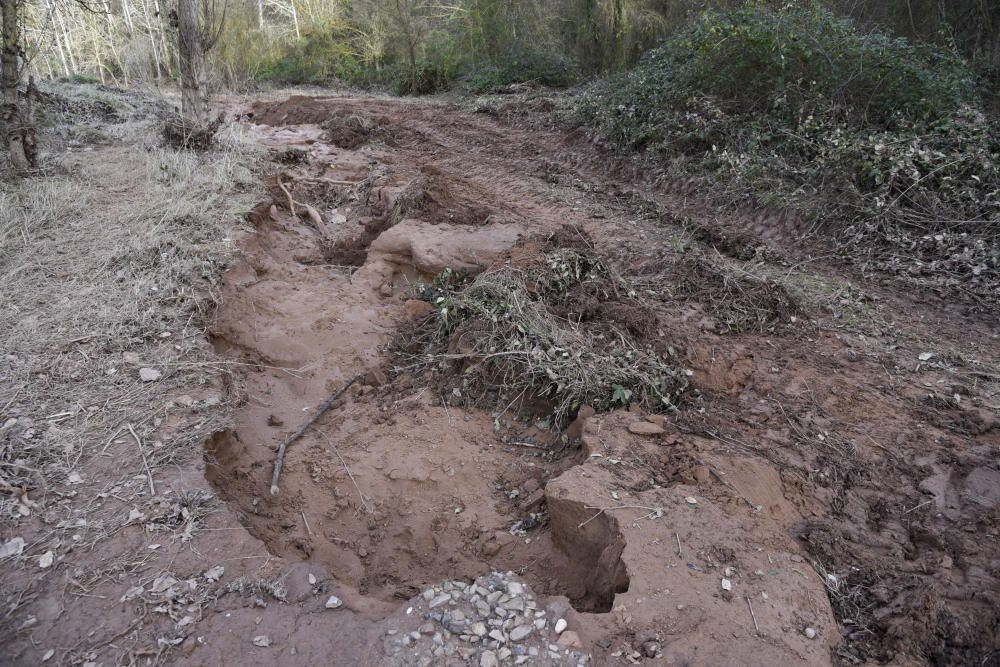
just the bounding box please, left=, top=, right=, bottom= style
left=2, top=0, right=35, bottom=172
left=139, top=0, right=161, bottom=79
left=289, top=0, right=300, bottom=39
left=177, top=0, right=207, bottom=121
left=44, top=0, right=72, bottom=76
left=50, top=0, right=77, bottom=73
left=257, top=0, right=263, bottom=30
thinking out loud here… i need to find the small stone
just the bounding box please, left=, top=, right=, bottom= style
left=554, top=618, right=567, bottom=634
left=38, top=551, right=54, bottom=569
left=510, top=625, right=532, bottom=641
left=641, top=640, right=661, bottom=658
left=804, top=627, right=817, bottom=639
left=628, top=421, right=664, bottom=436
left=139, top=368, right=162, bottom=382
left=419, top=622, right=435, bottom=635
left=507, top=581, right=524, bottom=596
left=325, top=595, right=343, bottom=609
left=684, top=496, right=698, bottom=506
left=203, top=565, right=224, bottom=582
left=489, top=629, right=506, bottom=643
left=422, top=589, right=435, bottom=600
left=428, top=593, right=451, bottom=608
left=790, top=554, right=804, bottom=563
left=480, top=650, right=499, bottom=667
left=721, top=578, right=732, bottom=592
left=252, top=635, right=271, bottom=647
left=472, top=622, right=488, bottom=636
left=409, top=631, right=421, bottom=640
left=557, top=631, right=582, bottom=648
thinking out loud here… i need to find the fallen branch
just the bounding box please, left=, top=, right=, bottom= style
left=270, top=374, right=363, bottom=494
left=276, top=176, right=327, bottom=235
left=127, top=423, right=156, bottom=496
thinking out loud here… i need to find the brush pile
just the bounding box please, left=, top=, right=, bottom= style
left=410, top=244, right=687, bottom=423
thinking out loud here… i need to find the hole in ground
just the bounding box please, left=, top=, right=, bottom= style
left=204, top=403, right=628, bottom=613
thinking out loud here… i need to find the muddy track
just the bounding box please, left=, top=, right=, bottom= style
left=203, top=94, right=1000, bottom=666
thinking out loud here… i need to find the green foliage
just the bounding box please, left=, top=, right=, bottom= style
left=460, top=49, right=578, bottom=93
left=579, top=4, right=999, bottom=298
left=258, top=24, right=364, bottom=85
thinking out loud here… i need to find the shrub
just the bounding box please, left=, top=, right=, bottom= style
left=461, top=49, right=578, bottom=93
left=258, top=25, right=364, bottom=85
left=578, top=3, right=999, bottom=300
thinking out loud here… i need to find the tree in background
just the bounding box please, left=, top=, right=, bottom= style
left=173, top=0, right=224, bottom=121
left=2, top=0, right=36, bottom=171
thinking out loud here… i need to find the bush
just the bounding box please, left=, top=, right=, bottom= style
left=258, top=25, right=363, bottom=85
left=578, top=4, right=999, bottom=300
left=461, top=49, right=578, bottom=93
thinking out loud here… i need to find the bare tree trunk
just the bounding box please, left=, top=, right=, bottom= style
left=139, top=0, right=161, bottom=79
left=176, top=0, right=207, bottom=121
left=45, top=0, right=72, bottom=76
left=257, top=0, right=263, bottom=30
left=2, top=0, right=35, bottom=172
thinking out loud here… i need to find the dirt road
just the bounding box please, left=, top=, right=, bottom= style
left=3, top=89, right=999, bottom=666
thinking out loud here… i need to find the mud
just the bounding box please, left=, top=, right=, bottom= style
left=202, top=94, right=1000, bottom=666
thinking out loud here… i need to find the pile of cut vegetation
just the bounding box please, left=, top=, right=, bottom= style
left=579, top=5, right=999, bottom=301
left=403, top=236, right=687, bottom=423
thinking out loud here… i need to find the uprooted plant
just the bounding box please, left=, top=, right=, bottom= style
left=405, top=247, right=688, bottom=424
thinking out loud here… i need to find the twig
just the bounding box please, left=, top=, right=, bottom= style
left=301, top=511, right=313, bottom=536
left=127, top=423, right=155, bottom=496
left=270, top=374, right=362, bottom=494
left=746, top=593, right=760, bottom=633
left=300, top=176, right=360, bottom=187
left=510, top=441, right=547, bottom=450
left=276, top=177, right=296, bottom=217
left=578, top=504, right=659, bottom=529
left=675, top=531, right=682, bottom=558
left=903, top=499, right=934, bottom=514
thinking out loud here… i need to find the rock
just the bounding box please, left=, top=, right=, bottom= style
left=510, top=625, right=532, bottom=641
left=252, top=635, right=271, bottom=647
left=804, top=627, right=817, bottom=639
left=472, top=622, right=488, bottom=636
left=628, top=421, right=664, bottom=436
left=480, top=650, right=499, bottom=667
left=404, top=299, right=437, bottom=320
left=557, top=630, right=582, bottom=648
left=720, top=579, right=732, bottom=592
left=506, top=581, right=524, bottom=596
left=554, top=618, right=567, bottom=634
left=429, top=593, right=451, bottom=608
left=38, top=551, right=54, bottom=568
left=325, top=595, right=343, bottom=609
left=641, top=640, right=661, bottom=657
left=203, top=565, right=224, bottom=582
left=488, top=629, right=506, bottom=643
left=139, top=368, right=161, bottom=382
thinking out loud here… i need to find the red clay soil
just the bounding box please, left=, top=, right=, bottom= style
left=209, top=95, right=998, bottom=665
left=3, top=92, right=998, bottom=667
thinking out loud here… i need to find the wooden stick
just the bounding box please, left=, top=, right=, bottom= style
left=746, top=593, right=760, bottom=633
left=270, top=374, right=363, bottom=494
left=127, top=423, right=155, bottom=496
left=276, top=177, right=296, bottom=217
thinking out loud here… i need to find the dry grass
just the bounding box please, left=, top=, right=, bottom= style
left=0, top=84, right=263, bottom=532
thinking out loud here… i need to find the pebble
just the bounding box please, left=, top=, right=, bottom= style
left=387, top=571, right=587, bottom=665
left=325, top=595, right=343, bottom=609
left=428, top=593, right=452, bottom=609
left=628, top=421, right=664, bottom=435
left=804, top=627, right=817, bottom=639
